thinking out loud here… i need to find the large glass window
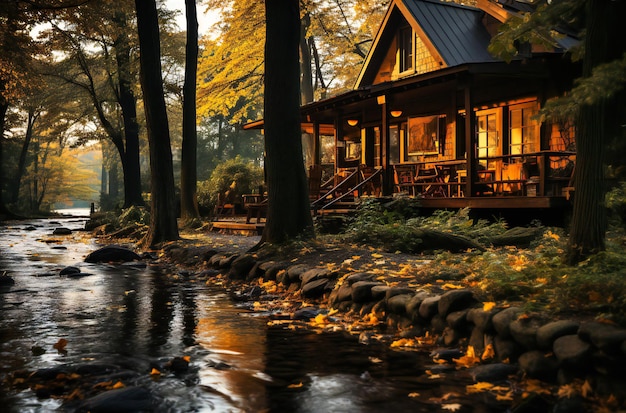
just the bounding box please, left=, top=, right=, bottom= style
left=399, top=27, right=413, bottom=73
left=407, top=115, right=443, bottom=155
left=509, top=102, right=539, bottom=156
left=476, top=109, right=500, bottom=168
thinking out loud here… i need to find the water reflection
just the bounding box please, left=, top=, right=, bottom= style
left=1, top=216, right=475, bottom=412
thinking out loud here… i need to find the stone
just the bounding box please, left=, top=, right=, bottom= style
left=301, top=278, right=329, bottom=299
left=259, top=261, right=286, bottom=280
left=0, top=273, right=15, bottom=286
left=509, top=317, right=543, bottom=350
left=470, top=363, right=518, bottom=382
left=371, top=285, right=390, bottom=301
left=385, top=287, right=415, bottom=300
left=553, top=334, right=592, bottom=366
left=228, top=255, right=256, bottom=280
left=84, top=245, right=142, bottom=263
left=469, top=327, right=486, bottom=355
left=218, top=254, right=238, bottom=269
left=494, top=336, right=523, bottom=362
left=437, top=289, right=475, bottom=317
left=578, top=322, right=626, bottom=354
left=418, top=296, right=441, bottom=320
left=76, top=386, right=154, bottom=413
left=333, top=284, right=353, bottom=305
left=467, top=307, right=496, bottom=331
left=536, top=320, right=580, bottom=350
left=430, top=348, right=463, bottom=362
left=351, top=281, right=383, bottom=303
left=53, top=227, right=72, bottom=235
left=387, top=294, right=411, bottom=315
left=446, top=309, right=469, bottom=330
left=208, top=254, right=225, bottom=267
left=518, top=350, right=558, bottom=381
left=300, top=268, right=331, bottom=287
left=442, top=327, right=461, bottom=346
left=345, top=272, right=377, bottom=285
left=430, top=314, right=447, bottom=334
left=492, top=307, right=522, bottom=338
left=293, top=307, right=320, bottom=320
left=405, top=292, right=429, bottom=322
left=286, top=264, right=309, bottom=283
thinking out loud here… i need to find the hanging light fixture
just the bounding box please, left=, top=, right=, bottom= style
left=347, top=119, right=359, bottom=127
left=390, top=110, right=403, bottom=118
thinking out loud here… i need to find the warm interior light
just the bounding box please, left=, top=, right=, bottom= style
left=347, top=119, right=359, bottom=127
left=390, top=110, right=403, bottom=118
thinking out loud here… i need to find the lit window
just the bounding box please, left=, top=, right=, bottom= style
left=509, top=103, right=539, bottom=156
left=399, top=27, right=413, bottom=73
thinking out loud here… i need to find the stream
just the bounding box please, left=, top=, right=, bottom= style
left=0, top=211, right=479, bottom=413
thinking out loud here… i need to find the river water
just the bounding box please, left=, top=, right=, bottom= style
left=0, top=212, right=474, bottom=413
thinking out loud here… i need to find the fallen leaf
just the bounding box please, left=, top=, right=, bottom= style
left=53, top=338, right=68, bottom=351
left=150, top=368, right=161, bottom=376
left=408, top=392, right=420, bottom=398
left=481, top=343, right=495, bottom=361
left=287, top=382, right=303, bottom=388
left=442, top=403, right=462, bottom=411
left=482, top=302, right=496, bottom=311
left=112, top=381, right=125, bottom=389
left=496, top=391, right=514, bottom=401
left=182, top=355, right=191, bottom=363
left=466, top=382, right=494, bottom=394
left=581, top=379, right=593, bottom=398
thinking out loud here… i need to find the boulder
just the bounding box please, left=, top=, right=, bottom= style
left=371, top=285, right=390, bottom=301
left=301, top=278, right=329, bottom=299
left=53, top=227, right=72, bottom=235
left=344, top=272, right=377, bottom=285
left=518, top=350, right=558, bottom=381
left=385, top=287, right=415, bottom=300
left=446, top=309, right=469, bottom=330
left=300, top=268, right=331, bottom=287
left=0, top=273, right=15, bottom=286
left=418, top=296, right=441, bottom=320
left=492, top=307, right=523, bottom=338
left=494, top=336, right=523, bottom=362
left=351, top=281, right=383, bottom=303
left=76, top=386, right=154, bottom=413
left=59, top=266, right=81, bottom=276
left=467, top=307, right=497, bottom=331
left=438, top=289, right=475, bottom=317
left=536, top=320, right=580, bottom=350
left=470, top=363, right=518, bottom=382
left=510, top=317, right=543, bottom=350
left=286, top=264, right=309, bottom=283
left=578, top=322, right=626, bottom=354
left=387, top=294, right=412, bottom=315
left=84, top=246, right=142, bottom=263
left=227, top=255, right=256, bottom=280
left=553, top=334, right=592, bottom=366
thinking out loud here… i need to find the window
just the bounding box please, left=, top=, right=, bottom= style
left=407, top=115, right=444, bottom=155
left=509, top=102, right=539, bottom=156
left=390, top=125, right=400, bottom=165
left=345, top=141, right=361, bottom=161
left=476, top=109, right=501, bottom=168
left=399, top=27, right=413, bottom=73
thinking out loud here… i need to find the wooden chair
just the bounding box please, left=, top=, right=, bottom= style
left=213, top=181, right=239, bottom=220
left=393, top=164, right=417, bottom=195
left=359, top=164, right=381, bottom=196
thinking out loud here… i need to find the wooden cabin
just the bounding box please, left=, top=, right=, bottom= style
left=249, top=0, right=580, bottom=218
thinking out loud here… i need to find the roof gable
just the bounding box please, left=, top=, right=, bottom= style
left=356, top=0, right=499, bottom=88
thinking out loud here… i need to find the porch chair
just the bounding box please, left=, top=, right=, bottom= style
left=359, top=164, right=381, bottom=196
left=393, top=164, right=417, bottom=195
left=415, top=163, right=443, bottom=197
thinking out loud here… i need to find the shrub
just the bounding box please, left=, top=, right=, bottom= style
left=197, top=157, right=264, bottom=216
left=606, top=182, right=626, bottom=229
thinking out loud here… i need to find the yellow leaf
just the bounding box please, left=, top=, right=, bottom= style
left=483, top=302, right=496, bottom=311
left=453, top=346, right=480, bottom=368
left=390, top=338, right=416, bottom=348
left=112, top=381, right=125, bottom=389
left=481, top=343, right=495, bottom=361
left=93, top=381, right=112, bottom=389
left=581, top=379, right=593, bottom=398
left=408, top=392, right=420, bottom=398
left=466, top=382, right=494, bottom=394
left=496, top=391, right=514, bottom=401
left=442, top=283, right=463, bottom=290
left=442, top=403, right=462, bottom=411
left=287, top=382, right=303, bottom=388
left=371, top=253, right=383, bottom=259
left=558, top=384, right=579, bottom=399
left=150, top=368, right=161, bottom=376
left=182, top=355, right=191, bottom=363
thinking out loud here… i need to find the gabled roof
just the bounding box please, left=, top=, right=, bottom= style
left=356, top=0, right=497, bottom=88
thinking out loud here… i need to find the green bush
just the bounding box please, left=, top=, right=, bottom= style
left=606, top=181, right=626, bottom=228
left=197, top=156, right=264, bottom=216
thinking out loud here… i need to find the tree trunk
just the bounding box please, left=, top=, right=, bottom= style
left=114, top=14, right=144, bottom=208
left=180, top=0, right=200, bottom=222
left=300, top=12, right=314, bottom=104
left=566, top=0, right=613, bottom=263
left=259, top=0, right=314, bottom=245
left=135, top=0, right=179, bottom=247
left=12, top=109, right=36, bottom=205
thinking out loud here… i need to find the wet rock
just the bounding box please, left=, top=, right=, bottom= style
left=469, top=327, right=486, bottom=355
left=494, top=336, right=523, bottom=362
left=329, top=283, right=352, bottom=306
left=431, top=348, right=463, bottom=362
left=518, top=350, right=558, bottom=381
left=75, top=386, right=154, bottom=413
left=553, top=334, right=592, bottom=366
left=208, top=254, right=225, bottom=267
left=0, top=273, right=15, bottom=286
left=344, top=272, right=376, bottom=285
left=371, top=285, right=390, bottom=301
left=84, top=245, right=142, bottom=263
left=446, top=309, right=469, bottom=330
left=509, top=316, right=543, bottom=350
left=438, top=289, right=475, bottom=317
left=385, top=287, right=415, bottom=300
left=30, top=367, right=69, bottom=380
left=492, top=307, right=522, bottom=338
left=430, top=314, right=447, bottom=334
left=292, top=307, right=321, bottom=320
left=300, top=268, right=331, bottom=287
left=536, top=320, right=580, bottom=350
left=418, top=296, right=441, bottom=320
left=165, top=357, right=190, bottom=373
left=260, top=262, right=287, bottom=281
left=59, top=266, right=81, bottom=276
left=467, top=307, right=496, bottom=331
left=286, top=264, right=309, bottom=283
left=578, top=321, right=626, bottom=354
left=227, top=254, right=256, bottom=280
left=53, top=227, right=72, bottom=235
left=218, top=254, right=238, bottom=269
left=351, top=281, right=383, bottom=303
left=24, top=225, right=37, bottom=231
left=301, top=278, right=329, bottom=299
left=405, top=291, right=430, bottom=322
left=442, top=327, right=461, bottom=346
left=470, top=363, right=518, bottom=382
left=387, top=294, right=411, bottom=315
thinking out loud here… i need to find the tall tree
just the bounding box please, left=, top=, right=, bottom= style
left=260, top=0, right=314, bottom=245
left=180, top=0, right=200, bottom=222
left=135, top=0, right=179, bottom=246
left=489, top=0, right=626, bottom=263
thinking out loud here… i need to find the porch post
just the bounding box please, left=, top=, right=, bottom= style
left=313, top=120, right=320, bottom=165
left=463, top=77, right=475, bottom=197
left=379, top=95, right=391, bottom=195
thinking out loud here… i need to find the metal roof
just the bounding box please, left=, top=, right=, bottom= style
left=404, top=0, right=497, bottom=67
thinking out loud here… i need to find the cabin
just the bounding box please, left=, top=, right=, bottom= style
left=245, top=0, right=580, bottom=223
